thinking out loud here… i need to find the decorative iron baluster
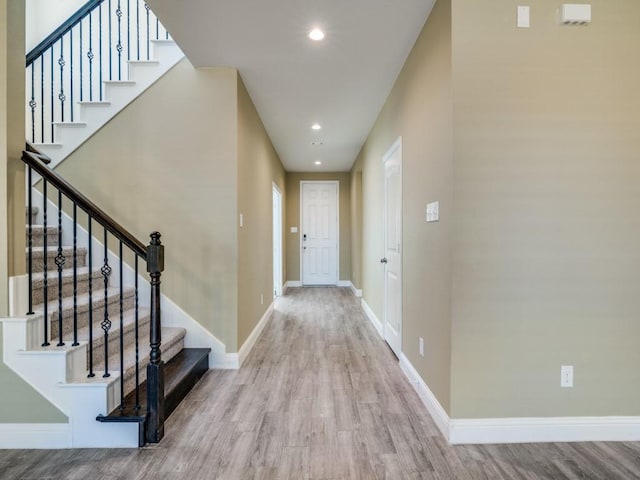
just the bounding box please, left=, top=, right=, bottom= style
left=155, top=16, right=159, bottom=40
left=40, top=56, right=44, bottom=143
left=119, top=240, right=124, bottom=410
left=101, top=228, right=112, bottom=378
left=58, top=38, right=65, bottom=123
left=42, top=180, right=50, bottom=347
left=55, top=190, right=65, bottom=346
left=88, top=217, right=95, bottom=377
left=145, top=3, right=150, bottom=60
left=70, top=31, right=74, bottom=122
left=116, top=0, right=123, bottom=80
left=29, top=66, right=36, bottom=142
left=136, top=0, right=140, bottom=60
left=79, top=20, right=83, bottom=102
left=126, top=0, right=130, bottom=62
left=108, top=0, right=113, bottom=81
left=99, top=4, right=103, bottom=100
left=134, top=255, right=140, bottom=410
left=27, top=166, right=34, bottom=315
left=88, top=11, right=94, bottom=101
left=72, top=203, right=79, bottom=346
left=50, top=46, right=54, bottom=142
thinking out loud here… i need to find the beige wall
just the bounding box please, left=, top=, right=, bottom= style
left=56, top=60, right=241, bottom=350
left=237, top=74, right=286, bottom=349
left=0, top=0, right=67, bottom=423
left=351, top=0, right=453, bottom=412
left=349, top=172, right=363, bottom=289
left=285, top=172, right=351, bottom=283
left=451, top=0, right=640, bottom=418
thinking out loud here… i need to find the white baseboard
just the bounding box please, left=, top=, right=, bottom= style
left=349, top=282, right=362, bottom=297
left=398, top=353, right=640, bottom=445
left=284, top=281, right=302, bottom=291
left=361, top=299, right=382, bottom=337
left=0, top=423, right=71, bottom=449
left=337, top=280, right=351, bottom=287
left=160, top=295, right=227, bottom=369
left=449, top=416, right=640, bottom=445
left=399, top=353, right=450, bottom=440
left=238, top=302, right=274, bottom=367
left=215, top=353, right=240, bottom=370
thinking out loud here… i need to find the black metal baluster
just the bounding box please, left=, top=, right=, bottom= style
left=72, top=203, right=79, bottom=346
left=88, top=216, right=95, bottom=377
left=136, top=0, right=140, bottom=60
left=42, top=180, right=50, bottom=347
left=101, top=228, right=112, bottom=378
left=55, top=190, right=65, bottom=347
left=50, top=46, right=54, bottom=142
left=79, top=20, right=83, bottom=102
left=99, top=4, right=103, bottom=100
left=155, top=16, right=159, bottom=40
left=40, top=56, right=44, bottom=143
left=116, top=0, right=123, bottom=80
left=126, top=0, right=130, bottom=63
left=58, top=37, right=65, bottom=123
left=27, top=166, right=34, bottom=315
left=88, top=11, right=94, bottom=101
left=108, top=0, right=113, bottom=81
left=29, top=65, right=36, bottom=142
left=70, top=31, right=74, bottom=122
left=134, top=255, right=140, bottom=410
left=145, top=3, right=150, bottom=60
left=119, top=241, right=124, bottom=410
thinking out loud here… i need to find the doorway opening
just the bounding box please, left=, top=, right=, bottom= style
left=273, top=183, right=283, bottom=298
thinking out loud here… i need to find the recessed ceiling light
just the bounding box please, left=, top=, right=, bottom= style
left=314, top=161, right=322, bottom=165
left=311, top=123, right=322, bottom=131
left=309, top=28, right=325, bottom=41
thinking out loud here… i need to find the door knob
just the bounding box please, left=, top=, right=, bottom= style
left=380, top=258, right=387, bottom=264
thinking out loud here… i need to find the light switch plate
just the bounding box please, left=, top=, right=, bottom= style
left=290, top=226, right=298, bottom=233
left=517, top=6, right=530, bottom=28
left=426, top=201, right=439, bottom=222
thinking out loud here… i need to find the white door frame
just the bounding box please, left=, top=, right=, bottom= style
left=300, top=180, right=340, bottom=285
left=273, top=183, right=283, bottom=297
left=382, top=137, right=402, bottom=356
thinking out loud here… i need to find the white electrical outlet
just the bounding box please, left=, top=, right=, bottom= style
left=561, top=365, right=574, bottom=388
left=419, top=337, right=424, bottom=357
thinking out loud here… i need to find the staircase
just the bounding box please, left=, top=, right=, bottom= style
left=0, top=1, right=210, bottom=448
left=26, top=0, right=184, bottom=169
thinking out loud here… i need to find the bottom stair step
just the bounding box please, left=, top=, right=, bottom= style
left=96, top=347, right=211, bottom=446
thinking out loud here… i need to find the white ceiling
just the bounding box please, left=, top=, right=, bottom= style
left=147, top=0, right=435, bottom=172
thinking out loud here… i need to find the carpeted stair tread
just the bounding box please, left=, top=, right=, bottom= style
left=90, top=326, right=186, bottom=397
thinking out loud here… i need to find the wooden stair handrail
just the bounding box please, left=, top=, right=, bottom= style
left=22, top=144, right=147, bottom=259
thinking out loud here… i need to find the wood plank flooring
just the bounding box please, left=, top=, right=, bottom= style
left=2, top=287, right=640, bottom=479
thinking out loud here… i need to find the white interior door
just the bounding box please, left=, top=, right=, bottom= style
left=301, top=181, right=338, bottom=285
left=273, top=184, right=283, bottom=297
left=383, top=138, right=402, bottom=357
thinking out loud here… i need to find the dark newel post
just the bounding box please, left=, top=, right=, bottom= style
left=146, top=231, right=165, bottom=443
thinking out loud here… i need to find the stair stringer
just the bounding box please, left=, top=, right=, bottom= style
left=32, top=40, right=185, bottom=171
left=29, top=189, right=233, bottom=369
left=1, top=315, right=139, bottom=448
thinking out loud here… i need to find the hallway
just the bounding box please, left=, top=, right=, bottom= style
left=1, top=287, right=640, bottom=479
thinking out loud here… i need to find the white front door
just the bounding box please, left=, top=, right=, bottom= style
left=383, top=138, right=402, bottom=357
left=301, top=181, right=338, bottom=285
left=273, top=184, right=283, bottom=297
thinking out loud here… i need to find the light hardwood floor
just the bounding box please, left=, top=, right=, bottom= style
left=1, top=287, right=640, bottom=479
